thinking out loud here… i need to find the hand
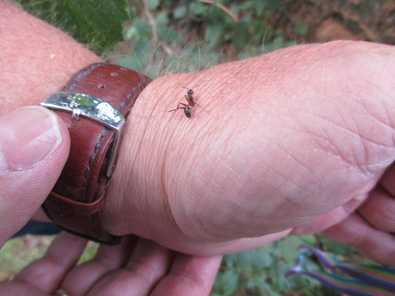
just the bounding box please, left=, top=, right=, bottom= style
left=103, top=41, right=395, bottom=264
left=323, top=188, right=395, bottom=264
left=0, top=233, right=221, bottom=296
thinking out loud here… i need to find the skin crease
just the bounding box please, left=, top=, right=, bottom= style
left=1, top=1, right=395, bottom=267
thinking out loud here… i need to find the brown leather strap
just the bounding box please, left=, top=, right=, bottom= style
left=42, top=63, right=150, bottom=244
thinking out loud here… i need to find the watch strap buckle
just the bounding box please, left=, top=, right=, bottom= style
left=41, top=92, right=124, bottom=178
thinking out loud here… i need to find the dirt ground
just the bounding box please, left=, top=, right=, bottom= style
left=282, top=0, right=395, bottom=44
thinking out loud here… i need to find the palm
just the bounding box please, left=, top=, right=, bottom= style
left=0, top=233, right=221, bottom=296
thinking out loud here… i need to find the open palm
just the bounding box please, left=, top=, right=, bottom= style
left=0, top=233, right=221, bottom=296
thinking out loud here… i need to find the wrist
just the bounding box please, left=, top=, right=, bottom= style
left=102, top=74, right=179, bottom=235
left=102, top=63, right=244, bottom=243
left=103, top=72, right=202, bottom=237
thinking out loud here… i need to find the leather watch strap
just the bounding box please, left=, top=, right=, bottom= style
left=42, top=63, right=150, bottom=244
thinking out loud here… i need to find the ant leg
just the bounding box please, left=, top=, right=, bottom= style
left=168, top=102, right=188, bottom=112
left=168, top=107, right=180, bottom=112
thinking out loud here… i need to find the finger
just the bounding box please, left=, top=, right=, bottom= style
left=14, top=233, right=87, bottom=293
left=151, top=254, right=222, bottom=296
left=358, top=188, right=395, bottom=232
left=0, top=107, right=69, bottom=243
left=87, top=239, right=171, bottom=296
left=324, top=214, right=395, bottom=265
left=61, top=236, right=137, bottom=295
left=380, top=164, right=395, bottom=196
left=0, top=282, right=44, bottom=296
left=292, top=196, right=364, bottom=234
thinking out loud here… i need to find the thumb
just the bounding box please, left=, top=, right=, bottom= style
left=0, top=106, right=69, bottom=243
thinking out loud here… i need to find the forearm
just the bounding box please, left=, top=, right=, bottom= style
left=0, top=1, right=100, bottom=114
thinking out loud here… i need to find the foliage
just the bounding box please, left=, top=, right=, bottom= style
left=212, top=236, right=339, bottom=296
left=0, top=237, right=99, bottom=280
left=0, top=237, right=50, bottom=279
left=15, top=0, right=131, bottom=53
left=118, top=0, right=298, bottom=75
left=15, top=0, right=298, bottom=75
left=127, top=0, right=289, bottom=52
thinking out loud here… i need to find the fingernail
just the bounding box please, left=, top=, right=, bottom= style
left=0, top=106, right=62, bottom=171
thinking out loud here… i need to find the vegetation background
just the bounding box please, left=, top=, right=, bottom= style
left=1, top=0, right=394, bottom=295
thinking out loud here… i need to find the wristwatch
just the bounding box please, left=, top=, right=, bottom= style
left=40, top=63, right=150, bottom=244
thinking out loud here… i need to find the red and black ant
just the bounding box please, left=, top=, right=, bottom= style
left=168, top=88, right=196, bottom=118
left=184, top=88, right=196, bottom=107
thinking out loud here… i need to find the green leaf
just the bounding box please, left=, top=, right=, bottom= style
left=294, top=22, right=309, bottom=36
left=126, top=19, right=151, bottom=41
left=205, top=24, right=224, bottom=49
left=156, top=11, right=169, bottom=26
left=214, top=270, right=239, bottom=295
left=125, top=26, right=138, bottom=40
left=173, top=5, right=187, bottom=19
left=147, top=0, right=160, bottom=10
left=190, top=2, right=207, bottom=16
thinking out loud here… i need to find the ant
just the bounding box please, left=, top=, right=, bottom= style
left=184, top=88, right=196, bottom=107
left=168, top=88, right=196, bottom=118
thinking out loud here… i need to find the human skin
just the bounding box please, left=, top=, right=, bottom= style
left=1, top=1, right=395, bottom=266
left=104, top=41, right=395, bottom=264
left=0, top=233, right=220, bottom=295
